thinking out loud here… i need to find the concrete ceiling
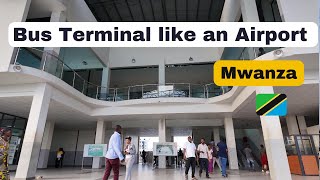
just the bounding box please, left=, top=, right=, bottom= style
left=85, top=0, right=225, bottom=22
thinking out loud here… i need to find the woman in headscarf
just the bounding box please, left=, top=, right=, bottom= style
left=0, top=128, right=12, bottom=180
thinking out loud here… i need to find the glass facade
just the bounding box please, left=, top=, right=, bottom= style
left=0, top=112, right=27, bottom=165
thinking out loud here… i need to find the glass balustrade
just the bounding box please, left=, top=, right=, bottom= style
left=13, top=47, right=233, bottom=101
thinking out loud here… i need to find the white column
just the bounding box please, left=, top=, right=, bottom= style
left=286, top=115, right=299, bottom=135
left=0, top=0, right=31, bottom=72
left=240, top=0, right=259, bottom=59
left=37, top=121, right=55, bottom=169
left=297, top=116, right=308, bottom=134
left=220, top=0, right=241, bottom=22
left=240, top=0, right=259, bottom=22
left=257, top=86, right=291, bottom=180
left=158, top=60, right=165, bottom=86
left=101, top=67, right=111, bottom=96
left=92, top=120, right=106, bottom=169
left=224, top=117, right=238, bottom=170
left=15, top=84, right=52, bottom=179
left=213, top=127, right=220, bottom=145
left=41, top=11, right=66, bottom=76
left=158, top=118, right=166, bottom=168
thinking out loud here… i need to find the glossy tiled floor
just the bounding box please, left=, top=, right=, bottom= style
left=10, top=164, right=319, bottom=180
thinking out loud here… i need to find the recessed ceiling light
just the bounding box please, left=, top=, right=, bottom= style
left=82, top=61, right=88, bottom=65
left=132, top=58, right=136, bottom=63
left=189, top=57, right=193, bottom=61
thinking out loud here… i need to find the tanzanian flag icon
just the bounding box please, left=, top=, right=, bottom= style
left=256, top=94, right=287, bottom=116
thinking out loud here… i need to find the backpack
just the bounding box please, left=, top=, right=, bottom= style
left=212, top=147, right=218, bottom=157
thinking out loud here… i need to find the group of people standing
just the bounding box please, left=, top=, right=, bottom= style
left=184, top=136, right=228, bottom=180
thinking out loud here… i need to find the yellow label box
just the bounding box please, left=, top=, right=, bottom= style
left=213, top=60, right=304, bottom=86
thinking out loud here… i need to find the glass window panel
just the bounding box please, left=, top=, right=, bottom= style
left=14, top=119, right=26, bottom=129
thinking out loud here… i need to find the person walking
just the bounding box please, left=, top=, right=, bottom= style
left=217, top=140, right=228, bottom=178
left=183, top=136, right=198, bottom=180
left=197, top=138, right=210, bottom=178
left=211, top=143, right=222, bottom=172
left=243, top=144, right=255, bottom=171
left=103, top=125, right=125, bottom=180
left=141, top=150, right=147, bottom=164
left=208, top=145, right=213, bottom=174
left=124, top=136, right=136, bottom=180
left=0, top=128, right=11, bottom=180
left=260, top=144, right=269, bottom=174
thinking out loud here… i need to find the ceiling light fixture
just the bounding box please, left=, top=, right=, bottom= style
left=189, top=57, right=193, bottom=61
left=82, top=61, right=88, bottom=65
left=132, top=58, right=136, bottom=63
left=273, top=49, right=283, bottom=57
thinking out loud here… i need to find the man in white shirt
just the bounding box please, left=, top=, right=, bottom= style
left=197, top=138, right=210, bottom=178
left=183, top=136, right=198, bottom=180
left=103, top=125, right=125, bottom=180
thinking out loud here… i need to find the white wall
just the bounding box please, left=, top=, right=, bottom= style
left=276, top=0, right=318, bottom=23
left=109, top=47, right=219, bottom=68
left=0, top=0, right=31, bottom=72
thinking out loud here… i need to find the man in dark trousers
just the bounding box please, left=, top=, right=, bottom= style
left=183, top=136, right=198, bottom=180
left=103, top=125, right=125, bottom=180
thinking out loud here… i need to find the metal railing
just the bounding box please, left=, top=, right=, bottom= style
left=13, top=47, right=232, bottom=101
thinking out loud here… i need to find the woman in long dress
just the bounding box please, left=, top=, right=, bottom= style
left=124, top=136, right=136, bottom=180
left=0, top=128, right=12, bottom=180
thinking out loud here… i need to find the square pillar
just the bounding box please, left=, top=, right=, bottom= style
left=37, top=121, right=55, bottom=169
left=286, top=115, right=299, bottom=135
left=100, top=67, right=111, bottom=99
left=224, top=117, right=239, bottom=170
left=257, top=86, right=291, bottom=180
left=158, top=118, right=166, bottom=168
left=41, top=11, right=66, bottom=76
left=240, top=0, right=259, bottom=22
left=297, top=116, right=308, bottom=134
left=220, top=0, right=241, bottom=22
left=92, top=120, right=106, bottom=169
left=15, top=84, right=51, bottom=179
left=158, top=60, right=165, bottom=86
left=213, top=127, right=220, bottom=145
left=0, top=0, right=31, bottom=72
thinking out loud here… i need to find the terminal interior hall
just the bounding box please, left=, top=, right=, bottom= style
left=0, top=0, right=319, bottom=179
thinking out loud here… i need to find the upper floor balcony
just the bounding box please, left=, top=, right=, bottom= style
left=13, top=47, right=233, bottom=102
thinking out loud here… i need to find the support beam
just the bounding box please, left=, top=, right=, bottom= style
left=15, top=84, right=51, bottom=179
left=286, top=115, right=299, bottom=135
left=158, top=60, right=166, bottom=85
left=213, top=127, right=220, bottom=145
left=158, top=118, right=166, bottom=168
left=37, top=121, right=55, bottom=169
left=220, top=0, right=241, bottom=22
left=240, top=0, right=259, bottom=22
left=0, top=0, right=31, bottom=72
left=100, top=67, right=111, bottom=99
left=224, top=117, right=238, bottom=170
left=41, top=11, right=66, bottom=76
left=257, top=86, right=291, bottom=180
left=92, top=120, right=106, bottom=169
left=297, top=116, right=308, bottom=134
